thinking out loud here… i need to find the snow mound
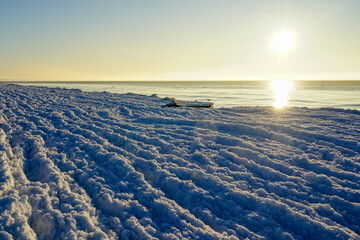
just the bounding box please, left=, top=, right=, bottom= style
left=0, top=84, right=359, bottom=239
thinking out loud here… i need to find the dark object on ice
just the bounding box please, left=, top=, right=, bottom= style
left=162, top=99, right=181, bottom=108
left=162, top=99, right=213, bottom=108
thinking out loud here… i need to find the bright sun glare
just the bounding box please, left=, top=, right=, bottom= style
left=272, top=31, right=295, bottom=53
left=271, top=80, right=294, bottom=109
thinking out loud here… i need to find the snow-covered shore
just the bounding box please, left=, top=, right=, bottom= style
left=0, top=84, right=359, bottom=240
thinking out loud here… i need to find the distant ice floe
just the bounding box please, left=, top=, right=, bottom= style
left=162, top=99, right=213, bottom=108
left=0, top=84, right=359, bottom=240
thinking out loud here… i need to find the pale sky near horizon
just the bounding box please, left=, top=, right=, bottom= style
left=1, top=0, right=360, bottom=81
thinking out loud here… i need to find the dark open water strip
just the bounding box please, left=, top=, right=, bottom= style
left=5, top=80, right=360, bottom=110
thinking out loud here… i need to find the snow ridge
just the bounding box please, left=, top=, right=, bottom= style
left=0, top=84, right=359, bottom=239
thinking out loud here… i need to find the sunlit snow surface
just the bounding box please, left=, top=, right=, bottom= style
left=0, top=84, right=360, bottom=240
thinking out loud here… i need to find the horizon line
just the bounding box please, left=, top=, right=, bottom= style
left=1, top=79, right=360, bottom=83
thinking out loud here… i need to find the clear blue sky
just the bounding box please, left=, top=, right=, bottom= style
left=1, top=0, right=360, bottom=80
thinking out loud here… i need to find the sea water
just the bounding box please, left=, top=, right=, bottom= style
left=19, top=80, right=360, bottom=110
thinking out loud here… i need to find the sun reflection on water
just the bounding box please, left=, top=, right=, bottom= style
left=270, top=80, right=293, bottom=109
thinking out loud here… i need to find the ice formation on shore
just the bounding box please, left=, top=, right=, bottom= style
left=0, top=84, right=359, bottom=239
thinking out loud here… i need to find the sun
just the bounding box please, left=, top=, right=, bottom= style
left=271, top=31, right=295, bottom=53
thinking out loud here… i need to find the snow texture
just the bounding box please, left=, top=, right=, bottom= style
left=0, top=84, right=359, bottom=240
